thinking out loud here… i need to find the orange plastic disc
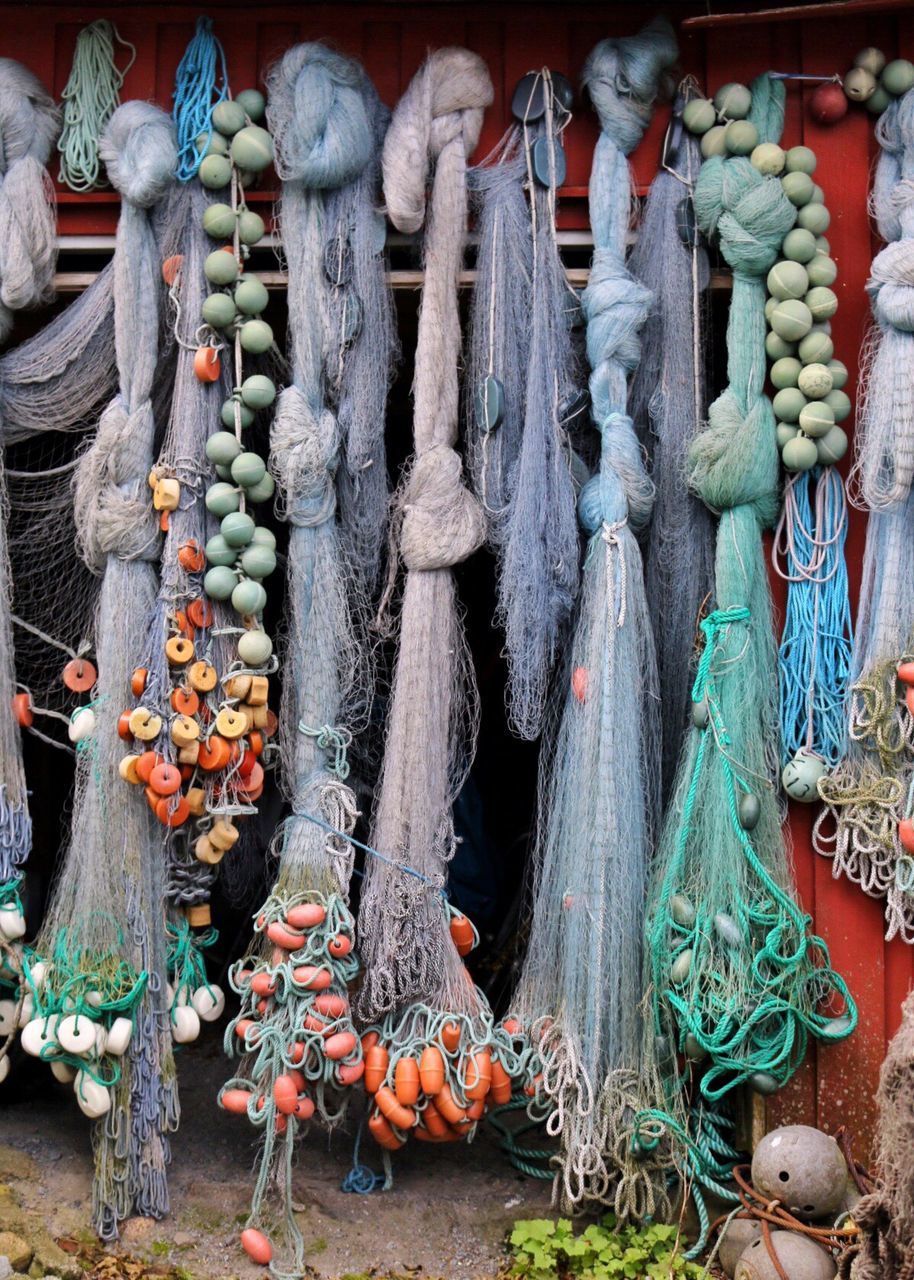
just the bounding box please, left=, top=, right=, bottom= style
left=198, top=735, right=230, bottom=772
left=186, top=598, right=214, bottom=629
left=149, top=762, right=182, bottom=797
left=156, top=793, right=191, bottom=828
left=178, top=540, right=206, bottom=573
left=117, top=711, right=133, bottom=742
left=161, top=254, right=183, bottom=286
left=170, top=687, right=200, bottom=717
left=62, top=658, right=97, bottom=693
left=12, top=692, right=32, bottom=728
left=193, top=346, right=221, bottom=383
left=174, top=609, right=195, bottom=639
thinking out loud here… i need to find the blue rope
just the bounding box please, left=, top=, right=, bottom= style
left=777, top=468, right=852, bottom=766
left=340, top=1118, right=390, bottom=1194
left=299, top=810, right=447, bottom=893
left=172, top=17, right=228, bottom=181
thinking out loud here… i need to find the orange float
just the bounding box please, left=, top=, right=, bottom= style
left=187, top=598, right=214, bottom=629
left=240, top=1228, right=272, bottom=1267
left=197, top=735, right=230, bottom=771
left=418, top=1045, right=445, bottom=1095
left=394, top=1056, right=420, bottom=1105
left=161, top=254, right=183, bottom=286
left=368, top=1108, right=404, bottom=1151
left=375, top=1085, right=415, bottom=1131
left=364, top=1043, right=389, bottom=1094
left=193, top=346, right=221, bottom=383
left=177, top=540, right=206, bottom=572
left=12, top=692, right=32, bottom=727
left=449, top=913, right=475, bottom=956
left=170, top=686, right=200, bottom=716
left=156, top=794, right=190, bottom=828
left=62, top=658, right=97, bottom=693
left=440, top=1020, right=461, bottom=1053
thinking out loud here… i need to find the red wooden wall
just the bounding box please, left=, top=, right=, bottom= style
left=3, top=0, right=913, bottom=1152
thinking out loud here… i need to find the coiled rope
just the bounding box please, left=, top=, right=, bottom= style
left=58, top=20, right=136, bottom=192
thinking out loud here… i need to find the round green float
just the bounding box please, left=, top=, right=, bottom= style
left=770, top=298, right=814, bottom=342
left=212, top=99, right=247, bottom=137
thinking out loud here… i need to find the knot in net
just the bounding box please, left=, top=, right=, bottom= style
left=381, top=47, right=492, bottom=235
left=694, top=155, right=795, bottom=277
left=580, top=17, right=678, bottom=157
left=267, top=44, right=375, bottom=189
left=0, top=58, right=59, bottom=172
left=869, top=235, right=914, bottom=333
left=74, top=397, right=161, bottom=572
left=688, top=388, right=781, bottom=525
left=270, top=385, right=339, bottom=528
left=584, top=251, right=652, bottom=381
left=398, top=444, right=486, bottom=571
left=99, top=101, right=176, bottom=208
left=578, top=413, right=654, bottom=534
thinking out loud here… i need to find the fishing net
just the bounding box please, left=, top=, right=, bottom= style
left=814, top=95, right=914, bottom=941
left=502, top=18, right=678, bottom=1220
left=0, top=58, right=60, bottom=342
left=628, top=84, right=715, bottom=808
left=21, top=102, right=179, bottom=1240
left=639, top=74, right=856, bottom=1252
left=355, top=47, right=519, bottom=1166
left=213, top=46, right=394, bottom=1276
left=466, top=72, right=583, bottom=742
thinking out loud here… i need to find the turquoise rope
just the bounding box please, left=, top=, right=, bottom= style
left=172, top=17, right=228, bottom=181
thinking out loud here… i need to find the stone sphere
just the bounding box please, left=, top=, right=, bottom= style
left=735, top=1232, right=836, bottom=1280
left=751, top=1125, right=848, bottom=1219
left=719, top=1218, right=763, bottom=1277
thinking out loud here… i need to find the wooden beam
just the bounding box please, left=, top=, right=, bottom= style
left=683, top=0, right=912, bottom=29
left=52, top=267, right=735, bottom=294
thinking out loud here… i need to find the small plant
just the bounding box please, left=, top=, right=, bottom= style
left=509, top=1216, right=706, bottom=1280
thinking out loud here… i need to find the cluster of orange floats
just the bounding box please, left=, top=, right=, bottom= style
left=116, top=580, right=275, bottom=866
left=221, top=893, right=364, bottom=1124
left=361, top=1019, right=516, bottom=1150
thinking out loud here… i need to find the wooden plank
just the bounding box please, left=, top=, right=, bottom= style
left=684, top=0, right=913, bottom=29
left=800, top=12, right=895, bottom=1153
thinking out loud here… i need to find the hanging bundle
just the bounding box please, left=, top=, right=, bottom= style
left=0, top=65, right=63, bottom=1086
left=502, top=17, right=677, bottom=1219
left=171, top=17, right=228, bottom=183
left=58, top=20, right=136, bottom=193
left=628, top=84, right=715, bottom=807
left=0, top=263, right=116, bottom=750
left=356, top=48, right=518, bottom=1159
left=466, top=132, right=531, bottom=539
left=215, top=46, right=391, bottom=1276
left=814, top=94, right=914, bottom=942
left=0, top=59, right=59, bottom=342
left=639, top=73, right=856, bottom=1243
left=118, top=66, right=278, bottom=993
left=467, top=69, right=582, bottom=741
left=20, top=102, right=177, bottom=1240
left=357, top=47, right=491, bottom=1020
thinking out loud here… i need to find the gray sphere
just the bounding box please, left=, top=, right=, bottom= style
left=719, top=1218, right=763, bottom=1277
left=751, top=1125, right=848, bottom=1219
left=734, top=1232, right=836, bottom=1280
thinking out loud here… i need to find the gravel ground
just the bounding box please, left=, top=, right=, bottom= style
left=0, top=1031, right=554, bottom=1280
